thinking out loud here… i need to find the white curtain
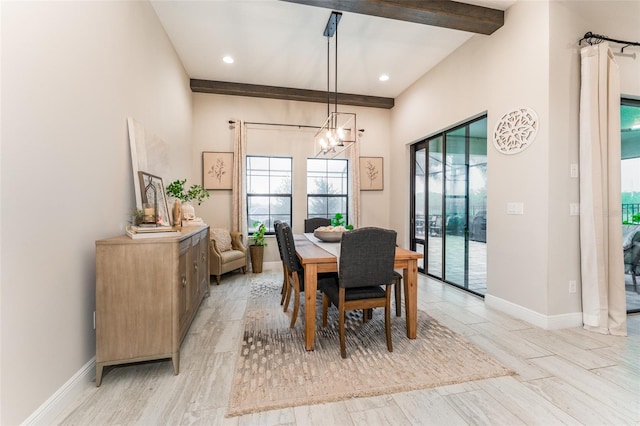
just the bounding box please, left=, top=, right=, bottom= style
left=347, top=139, right=361, bottom=229
left=232, top=120, right=248, bottom=240
left=579, top=42, right=627, bottom=336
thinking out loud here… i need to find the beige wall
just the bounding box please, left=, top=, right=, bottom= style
left=392, top=1, right=552, bottom=314
left=192, top=93, right=392, bottom=262
left=391, top=0, right=640, bottom=320
left=0, top=1, right=192, bottom=423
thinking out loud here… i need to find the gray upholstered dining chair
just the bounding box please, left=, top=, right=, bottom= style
left=304, top=217, right=331, bottom=233
left=280, top=222, right=337, bottom=328
left=319, top=227, right=397, bottom=358
left=273, top=220, right=290, bottom=306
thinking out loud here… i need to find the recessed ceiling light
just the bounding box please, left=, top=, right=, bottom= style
left=379, top=74, right=389, bottom=82
left=222, top=56, right=234, bottom=64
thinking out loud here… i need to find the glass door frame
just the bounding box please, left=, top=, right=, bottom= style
left=410, top=114, right=487, bottom=297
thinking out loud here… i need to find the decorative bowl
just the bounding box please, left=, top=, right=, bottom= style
left=313, top=229, right=344, bottom=242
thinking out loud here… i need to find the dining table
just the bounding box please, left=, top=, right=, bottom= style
left=295, top=233, right=424, bottom=351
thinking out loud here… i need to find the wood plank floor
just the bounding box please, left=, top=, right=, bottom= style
left=56, top=266, right=640, bottom=425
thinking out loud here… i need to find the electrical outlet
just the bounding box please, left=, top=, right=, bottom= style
left=570, top=163, right=579, bottom=178
left=569, top=280, right=577, bottom=293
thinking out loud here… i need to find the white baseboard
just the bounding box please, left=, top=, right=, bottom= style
left=23, top=357, right=95, bottom=425
left=485, top=295, right=583, bottom=329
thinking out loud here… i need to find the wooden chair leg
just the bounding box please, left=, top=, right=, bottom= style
left=322, top=294, right=329, bottom=327
left=283, top=273, right=292, bottom=312
left=339, top=289, right=347, bottom=358
left=385, top=286, right=393, bottom=352
left=280, top=264, right=289, bottom=306
left=394, top=276, right=402, bottom=317
left=215, top=275, right=221, bottom=285
left=290, top=275, right=300, bottom=328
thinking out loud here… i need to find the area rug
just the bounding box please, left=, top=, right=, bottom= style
left=226, top=276, right=514, bottom=417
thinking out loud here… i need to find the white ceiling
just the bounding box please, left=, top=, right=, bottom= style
left=151, top=0, right=515, bottom=99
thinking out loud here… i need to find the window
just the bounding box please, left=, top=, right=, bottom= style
left=307, top=158, right=349, bottom=222
left=246, top=156, right=292, bottom=233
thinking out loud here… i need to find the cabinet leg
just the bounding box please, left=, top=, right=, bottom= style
left=172, top=352, right=180, bottom=375
left=96, top=363, right=104, bottom=387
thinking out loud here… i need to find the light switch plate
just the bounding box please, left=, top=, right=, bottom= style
left=570, top=203, right=580, bottom=216
left=507, top=202, right=524, bottom=215
left=570, top=163, right=579, bottom=178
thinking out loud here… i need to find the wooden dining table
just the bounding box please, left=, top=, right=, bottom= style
left=295, top=234, right=424, bottom=351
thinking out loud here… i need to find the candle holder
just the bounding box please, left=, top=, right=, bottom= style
left=142, top=202, right=157, bottom=225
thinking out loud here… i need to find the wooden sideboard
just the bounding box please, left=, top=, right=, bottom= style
left=95, top=226, right=209, bottom=386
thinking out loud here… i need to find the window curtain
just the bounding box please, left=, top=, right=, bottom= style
left=232, top=120, right=248, bottom=241
left=347, top=139, right=361, bottom=229
left=579, top=42, right=627, bottom=336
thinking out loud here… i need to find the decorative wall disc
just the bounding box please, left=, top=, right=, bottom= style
left=493, top=107, right=539, bottom=155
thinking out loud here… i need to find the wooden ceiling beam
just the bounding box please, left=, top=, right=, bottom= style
left=281, top=0, right=504, bottom=35
left=190, top=79, right=395, bottom=109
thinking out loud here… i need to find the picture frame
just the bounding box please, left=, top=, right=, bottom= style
left=203, top=152, right=234, bottom=190
left=359, top=157, right=383, bottom=191
left=137, top=171, right=172, bottom=226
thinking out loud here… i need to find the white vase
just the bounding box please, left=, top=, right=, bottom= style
left=181, top=201, right=195, bottom=221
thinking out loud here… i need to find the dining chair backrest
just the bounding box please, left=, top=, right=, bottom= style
left=281, top=222, right=303, bottom=274
left=274, top=220, right=285, bottom=262
left=304, top=217, right=331, bottom=233
left=339, top=227, right=396, bottom=289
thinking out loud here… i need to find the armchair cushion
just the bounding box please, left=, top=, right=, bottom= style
left=211, top=228, right=232, bottom=252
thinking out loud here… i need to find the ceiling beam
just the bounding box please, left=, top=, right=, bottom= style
left=190, top=79, right=395, bottom=109
left=281, top=0, right=504, bottom=35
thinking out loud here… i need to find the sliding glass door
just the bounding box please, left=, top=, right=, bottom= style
left=411, top=116, right=487, bottom=295
left=621, top=98, right=640, bottom=313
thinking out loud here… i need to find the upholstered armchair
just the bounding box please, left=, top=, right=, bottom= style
left=210, top=229, right=247, bottom=285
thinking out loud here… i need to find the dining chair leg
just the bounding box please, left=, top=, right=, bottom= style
left=290, top=275, right=301, bottom=328
left=385, top=286, right=393, bottom=352
left=339, top=289, right=347, bottom=359
left=322, top=294, right=329, bottom=327
left=363, top=308, right=374, bottom=322
left=394, top=275, right=402, bottom=317
left=283, top=273, right=292, bottom=313
left=279, top=263, right=288, bottom=305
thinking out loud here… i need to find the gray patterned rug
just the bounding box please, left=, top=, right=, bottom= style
left=226, top=276, right=514, bottom=417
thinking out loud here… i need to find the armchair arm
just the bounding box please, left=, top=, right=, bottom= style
left=230, top=232, right=247, bottom=254
left=210, top=239, right=223, bottom=274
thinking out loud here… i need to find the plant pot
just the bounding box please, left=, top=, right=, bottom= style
left=249, top=245, right=264, bottom=273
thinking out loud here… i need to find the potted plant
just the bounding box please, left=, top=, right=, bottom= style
left=166, top=179, right=210, bottom=223
left=331, top=212, right=354, bottom=230
left=249, top=221, right=267, bottom=273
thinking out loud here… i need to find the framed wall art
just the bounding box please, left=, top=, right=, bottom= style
left=137, top=171, right=172, bottom=226
left=359, top=157, right=383, bottom=191
left=203, top=152, right=233, bottom=190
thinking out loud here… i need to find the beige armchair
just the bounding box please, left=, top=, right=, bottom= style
left=210, top=230, right=247, bottom=284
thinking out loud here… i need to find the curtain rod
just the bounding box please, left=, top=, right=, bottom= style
left=579, top=32, right=640, bottom=52
left=228, top=120, right=365, bottom=133
left=228, top=120, right=320, bottom=130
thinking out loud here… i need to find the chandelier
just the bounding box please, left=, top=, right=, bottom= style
left=315, top=11, right=357, bottom=158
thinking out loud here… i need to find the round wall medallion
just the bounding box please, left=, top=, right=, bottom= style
left=493, top=107, right=539, bottom=155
